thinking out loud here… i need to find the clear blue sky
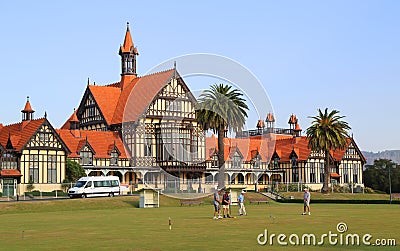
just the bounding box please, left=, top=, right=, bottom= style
left=0, top=1, right=399, bottom=152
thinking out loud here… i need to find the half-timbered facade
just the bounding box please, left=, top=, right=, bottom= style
left=0, top=99, right=70, bottom=196
left=212, top=113, right=366, bottom=191
left=60, top=23, right=206, bottom=190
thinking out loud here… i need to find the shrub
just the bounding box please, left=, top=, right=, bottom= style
left=26, top=180, right=35, bottom=192
left=364, top=187, right=375, bottom=194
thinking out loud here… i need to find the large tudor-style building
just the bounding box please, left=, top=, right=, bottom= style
left=0, top=24, right=366, bottom=196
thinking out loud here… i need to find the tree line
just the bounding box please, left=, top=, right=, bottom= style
left=363, top=159, right=400, bottom=193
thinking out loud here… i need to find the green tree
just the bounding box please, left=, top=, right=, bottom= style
left=65, top=159, right=85, bottom=183
left=306, top=108, right=350, bottom=193
left=364, top=159, right=399, bottom=193
left=196, top=84, right=248, bottom=189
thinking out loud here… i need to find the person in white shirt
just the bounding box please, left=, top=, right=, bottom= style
left=238, top=191, right=247, bottom=216
left=302, top=188, right=311, bottom=215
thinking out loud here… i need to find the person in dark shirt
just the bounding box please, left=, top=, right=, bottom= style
left=222, top=190, right=231, bottom=218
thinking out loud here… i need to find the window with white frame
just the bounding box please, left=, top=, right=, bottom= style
left=232, top=154, right=242, bottom=168
left=80, top=150, right=93, bottom=166
left=47, top=155, right=57, bottom=183
left=29, top=155, right=39, bottom=183
left=353, top=163, right=359, bottom=183
left=309, top=162, right=316, bottom=183
left=343, top=163, right=349, bottom=183
left=110, top=150, right=119, bottom=166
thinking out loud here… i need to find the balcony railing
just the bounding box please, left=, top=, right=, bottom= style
left=235, top=128, right=296, bottom=138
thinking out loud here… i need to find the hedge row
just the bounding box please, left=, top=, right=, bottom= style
left=24, top=190, right=68, bottom=197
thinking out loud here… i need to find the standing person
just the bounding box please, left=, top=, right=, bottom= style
left=222, top=190, right=231, bottom=218
left=213, top=188, right=222, bottom=219
left=238, top=191, right=247, bottom=216
left=302, top=188, right=311, bottom=215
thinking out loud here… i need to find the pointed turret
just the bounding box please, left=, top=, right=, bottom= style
left=265, top=112, right=275, bottom=129
left=119, top=22, right=139, bottom=78
left=256, top=119, right=265, bottom=129
left=69, top=108, right=80, bottom=130
left=288, top=114, right=297, bottom=130
left=21, top=96, right=35, bottom=121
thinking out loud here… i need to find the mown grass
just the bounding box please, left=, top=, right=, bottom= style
left=0, top=194, right=399, bottom=251
left=279, top=192, right=391, bottom=200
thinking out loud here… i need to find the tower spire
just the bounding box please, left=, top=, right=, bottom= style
left=119, top=22, right=139, bottom=77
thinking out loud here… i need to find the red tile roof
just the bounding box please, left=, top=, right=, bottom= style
left=288, top=114, right=297, bottom=124
left=256, top=120, right=265, bottom=128
left=330, top=138, right=351, bottom=161
left=266, top=112, right=275, bottom=122
left=0, top=169, right=22, bottom=177
left=57, top=129, right=129, bottom=158
left=67, top=69, right=176, bottom=129
left=275, top=137, right=311, bottom=162
left=21, top=100, right=34, bottom=112
left=205, top=135, right=363, bottom=164
left=88, top=84, right=121, bottom=125
left=115, top=69, right=175, bottom=124
left=61, top=109, right=79, bottom=129
left=206, top=135, right=276, bottom=162
left=0, top=118, right=45, bottom=151
left=330, top=138, right=366, bottom=163
left=120, top=23, right=136, bottom=53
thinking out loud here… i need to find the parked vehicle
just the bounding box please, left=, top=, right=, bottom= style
left=68, top=176, right=120, bottom=198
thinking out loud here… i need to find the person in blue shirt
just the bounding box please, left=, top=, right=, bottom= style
left=213, top=188, right=222, bottom=219
left=238, top=191, right=247, bottom=216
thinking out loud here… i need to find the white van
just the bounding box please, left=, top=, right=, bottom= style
left=68, top=176, right=121, bottom=198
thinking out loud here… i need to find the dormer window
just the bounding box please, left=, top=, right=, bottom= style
left=253, top=157, right=261, bottom=168
left=273, top=157, right=279, bottom=169
left=291, top=155, right=297, bottom=167
left=232, top=154, right=242, bottom=168
left=211, top=154, right=218, bottom=168
left=80, top=150, right=93, bottom=166
left=110, top=151, right=119, bottom=166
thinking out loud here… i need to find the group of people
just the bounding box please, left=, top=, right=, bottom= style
left=213, top=188, right=247, bottom=219
left=213, top=187, right=311, bottom=219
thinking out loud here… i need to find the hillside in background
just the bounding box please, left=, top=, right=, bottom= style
left=362, top=150, right=400, bottom=165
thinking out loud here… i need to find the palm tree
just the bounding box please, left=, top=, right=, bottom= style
left=305, top=108, right=350, bottom=193
left=196, top=84, right=248, bottom=189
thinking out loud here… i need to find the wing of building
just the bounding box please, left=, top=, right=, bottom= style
left=0, top=98, right=70, bottom=196
left=0, top=23, right=366, bottom=197
left=216, top=114, right=366, bottom=191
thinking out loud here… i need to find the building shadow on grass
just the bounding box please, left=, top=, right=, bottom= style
left=123, top=200, right=139, bottom=208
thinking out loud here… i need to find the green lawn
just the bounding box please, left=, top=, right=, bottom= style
left=278, top=191, right=391, bottom=200
left=0, top=194, right=399, bottom=251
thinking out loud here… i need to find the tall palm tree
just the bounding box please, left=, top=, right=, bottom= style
left=196, top=84, right=248, bottom=189
left=306, top=108, right=351, bottom=193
